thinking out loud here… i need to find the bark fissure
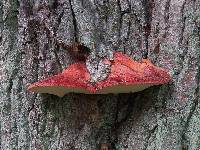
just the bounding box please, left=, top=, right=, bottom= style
left=143, top=124, right=158, bottom=150
left=180, top=23, right=200, bottom=148
left=163, top=0, right=171, bottom=39
left=179, top=0, right=186, bottom=46
left=69, top=0, right=78, bottom=42
left=142, top=0, right=154, bottom=57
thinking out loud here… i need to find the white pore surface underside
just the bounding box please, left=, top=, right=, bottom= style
left=31, top=84, right=153, bottom=97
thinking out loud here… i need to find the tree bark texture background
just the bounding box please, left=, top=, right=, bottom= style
left=1, top=0, right=200, bottom=150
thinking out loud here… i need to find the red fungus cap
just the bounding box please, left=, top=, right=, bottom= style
left=27, top=52, right=171, bottom=97
left=27, top=62, right=96, bottom=97
left=95, top=52, right=171, bottom=94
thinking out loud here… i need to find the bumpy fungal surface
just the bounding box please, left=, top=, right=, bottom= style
left=97, top=52, right=171, bottom=94
left=28, top=52, right=171, bottom=97
left=27, top=62, right=95, bottom=97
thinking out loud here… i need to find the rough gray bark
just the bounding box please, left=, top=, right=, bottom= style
left=1, top=0, right=200, bottom=150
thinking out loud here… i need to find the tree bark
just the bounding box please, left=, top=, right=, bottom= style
left=1, top=0, right=200, bottom=150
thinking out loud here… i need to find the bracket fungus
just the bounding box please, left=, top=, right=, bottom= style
left=28, top=52, right=171, bottom=97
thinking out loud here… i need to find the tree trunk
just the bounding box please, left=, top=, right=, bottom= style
left=1, top=0, right=200, bottom=150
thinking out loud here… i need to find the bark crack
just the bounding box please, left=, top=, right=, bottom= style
left=179, top=0, right=186, bottom=46
left=69, top=0, right=78, bottom=42
left=143, top=0, right=154, bottom=58
left=163, top=0, right=171, bottom=38
left=180, top=25, right=200, bottom=148
left=144, top=125, right=158, bottom=150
